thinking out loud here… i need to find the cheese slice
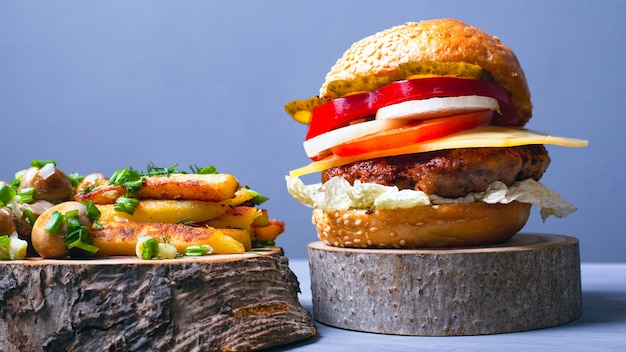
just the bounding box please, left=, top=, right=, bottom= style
left=289, top=126, right=588, bottom=176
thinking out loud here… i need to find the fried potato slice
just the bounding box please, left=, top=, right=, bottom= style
left=74, top=184, right=126, bottom=204
left=96, top=200, right=231, bottom=224
left=139, top=174, right=239, bottom=202
left=254, top=219, right=286, bottom=241
left=92, top=221, right=245, bottom=256
left=204, top=206, right=266, bottom=230
left=76, top=173, right=239, bottom=204
left=220, top=228, right=253, bottom=252
left=95, top=188, right=255, bottom=224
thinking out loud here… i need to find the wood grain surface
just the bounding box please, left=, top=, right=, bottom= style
left=308, top=233, right=582, bottom=336
left=0, top=247, right=317, bottom=352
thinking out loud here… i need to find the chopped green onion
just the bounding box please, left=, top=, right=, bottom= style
left=253, top=239, right=275, bottom=248
left=31, top=159, right=56, bottom=168
left=9, top=234, right=27, bottom=260
left=241, top=188, right=269, bottom=205
left=64, top=209, right=81, bottom=229
left=84, top=201, right=101, bottom=223
left=109, top=167, right=144, bottom=195
left=125, top=179, right=144, bottom=195
left=0, top=184, right=16, bottom=206
left=68, top=172, right=84, bottom=187
left=22, top=208, right=35, bottom=225
left=9, top=171, right=23, bottom=189
left=67, top=240, right=99, bottom=254
left=137, top=236, right=159, bottom=259
left=0, top=234, right=28, bottom=260
left=17, top=187, right=35, bottom=204
left=190, top=165, right=218, bottom=175
left=65, top=225, right=99, bottom=255
left=44, top=211, right=64, bottom=234
left=158, top=243, right=178, bottom=259
left=185, top=244, right=213, bottom=256
left=114, top=197, right=140, bottom=215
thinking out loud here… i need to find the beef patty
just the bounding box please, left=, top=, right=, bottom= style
left=321, top=145, right=550, bottom=198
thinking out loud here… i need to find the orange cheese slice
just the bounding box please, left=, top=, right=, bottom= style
left=289, top=126, right=588, bottom=176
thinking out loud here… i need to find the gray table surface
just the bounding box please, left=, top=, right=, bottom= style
left=272, top=261, right=626, bottom=351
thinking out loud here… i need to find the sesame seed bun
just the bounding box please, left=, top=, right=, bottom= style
left=312, top=201, right=532, bottom=248
left=322, top=18, right=532, bottom=126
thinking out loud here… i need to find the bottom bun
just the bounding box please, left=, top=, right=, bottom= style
left=312, top=201, right=531, bottom=248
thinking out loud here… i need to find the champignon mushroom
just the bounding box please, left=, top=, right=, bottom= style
left=0, top=208, right=16, bottom=236
left=31, top=201, right=92, bottom=258
left=75, top=173, right=108, bottom=194
left=19, top=165, right=73, bottom=202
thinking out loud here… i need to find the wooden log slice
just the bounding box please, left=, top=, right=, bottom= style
left=308, top=233, right=582, bottom=336
left=0, top=247, right=317, bottom=352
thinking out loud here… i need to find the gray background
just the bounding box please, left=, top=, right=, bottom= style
left=1, top=1, right=623, bottom=262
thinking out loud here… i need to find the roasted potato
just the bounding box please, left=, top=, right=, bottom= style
left=91, top=221, right=245, bottom=256
left=204, top=206, right=266, bottom=230
left=96, top=188, right=256, bottom=224
left=254, top=219, right=286, bottom=242
left=76, top=173, right=240, bottom=204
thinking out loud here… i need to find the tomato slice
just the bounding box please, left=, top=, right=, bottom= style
left=330, top=110, right=494, bottom=157
left=305, top=77, right=514, bottom=141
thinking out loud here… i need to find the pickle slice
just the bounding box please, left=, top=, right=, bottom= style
left=325, top=75, right=395, bottom=99
left=285, top=61, right=493, bottom=123
left=284, top=96, right=325, bottom=121
left=327, top=61, right=489, bottom=98
left=399, top=61, right=487, bottom=80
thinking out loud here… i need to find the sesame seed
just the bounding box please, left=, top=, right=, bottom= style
left=355, top=219, right=362, bottom=226
left=370, top=226, right=379, bottom=232
left=400, top=240, right=406, bottom=246
left=354, top=238, right=361, bottom=243
left=389, top=231, right=397, bottom=238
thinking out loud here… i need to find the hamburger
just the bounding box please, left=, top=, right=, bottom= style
left=284, top=19, right=587, bottom=248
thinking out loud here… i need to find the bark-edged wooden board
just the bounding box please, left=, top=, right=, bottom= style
left=0, top=247, right=317, bottom=352
left=308, top=233, right=582, bottom=336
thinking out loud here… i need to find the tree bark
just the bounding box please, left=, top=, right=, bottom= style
left=308, top=233, right=582, bottom=336
left=0, top=247, right=316, bottom=351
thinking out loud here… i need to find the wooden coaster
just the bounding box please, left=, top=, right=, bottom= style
left=0, top=247, right=317, bottom=352
left=308, top=233, right=582, bottom=336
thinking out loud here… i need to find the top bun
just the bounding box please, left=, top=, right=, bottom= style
left=322, top=19, right=532, bottom=126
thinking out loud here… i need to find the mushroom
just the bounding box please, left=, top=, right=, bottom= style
left=31, top=201, right=93, bottom=258
left=0, top=208, right=16, bottom=236
left=19, top=165, right=73, bottom=202
left=75, top=173, right=108, bottom=194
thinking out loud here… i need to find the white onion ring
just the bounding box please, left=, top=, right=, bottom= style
left=303, top=119, right=407, bottom=158
left=376, top=95, right=499, bottom=121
